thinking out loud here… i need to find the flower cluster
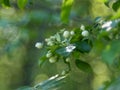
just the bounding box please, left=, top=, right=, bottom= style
left=35, top=23, right=95, bottom=64
left=35, top=29, right=77, bottom=63
left=35, top=19, right=120, bottom=65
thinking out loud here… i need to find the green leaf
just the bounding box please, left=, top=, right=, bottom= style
left=112, top=0, right=120, bottom=12
left=100, top=78, right=120, bottom=90
left=39, top=56, right=47, bottom=67
left=56, top=47, right=71, bottom=57
left=75, top=59, right=93, bottom=73
left=70, top=28, right=82, bottom=43
left=61, top=0, right=74, bottom=23
left=112, top=10, right=120, bottom=19
left=94, top=17, right=102, bottom=23
left=102, top=40, right=120, bottom=64
left=17, top=0, right=28, bottom=9
left=74, top=41, right=91, bottom=53
left=107, top=78, right=120, bottom=90
left=34, top=75, right=66, bottom=90
left=55, top=33, right=61, bottom=42
left=93, top=39, right=106, bottom=55
left=3, top=0, right=10, bottom=6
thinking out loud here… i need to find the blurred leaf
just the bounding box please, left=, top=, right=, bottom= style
left=112, top=10, right=120, bottom=19
left=102, top=40, right=120, bottom=64
left=112, top=0, right=120, bottom=12
left=17, top=75, right=67, bottom=90
left=75, top=59, right=93, bottom=73
left=94, top=17, right=102, bottom=23
left=17, top=0, right=28, bottom=9
left=39, top=56, right=47, bottom=67
left=93, top=39, right=106, bottom=54
left=3, top=0, right=10, bottom=6
left=104, top=0, right=111, bottom=7
left=70, top=28, right=82, bottom=43
left=111, top=20, right=119, bottom=27
left=34, top=74, right=66, bottom=90
left=55, top=33, right=61, bottom=42
left=74, top=41, right=91, bottom=53
left=61, top=0, right=74, bottom=23
left=106, top=78, right=120, bottom=90
left=100, top=78, right=120, bottom=90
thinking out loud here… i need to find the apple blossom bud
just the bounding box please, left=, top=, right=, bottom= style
left=66, top=58, right=70, bottom=62
left=35, top=42, right=43, bottom=49
left=80, top=25, right=85, bottom=30
left=70, top=31, right=75, bottom=35
left=49, top=56, right=57, bottom=63
left=63, top=31, right=70, bottom=38
left=81, top=30, right=89, bottom=37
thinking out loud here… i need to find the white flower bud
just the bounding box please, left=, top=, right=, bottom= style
left=45, top=38, right=50, bottom=42
left=49, top=56, right=57, bottom=63
left=80, top=25, right=85, bottom=30
left=81, top=30, right=89, bottom=37
left=46, top=51, right=52, bottom=58
left=50, top=36, right=55, bottom=40
left=63, top=31, right=70, bottom=38
left=47, top=41, right=54, bottom=46
left=35, top=42, right=43, bottom=49
left=70, top=31, right=75, bottom=35
left=66, top=58, right=70, bottom=62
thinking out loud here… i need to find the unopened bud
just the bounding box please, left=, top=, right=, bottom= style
left=63, top=31, right=70, bottom=38
left=66, top=58, right=70, bottom=62
left=70, top=31, right=75, bottom=36
left=81, top=30, right=89, bottom=37
left=49, top=56, right=57, bottom=63
left=35, top=42, right=43, bottom=49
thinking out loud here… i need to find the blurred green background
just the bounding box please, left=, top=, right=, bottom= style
left=0, top=0, right=113, bottom=90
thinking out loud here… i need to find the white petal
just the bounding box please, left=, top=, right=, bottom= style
left=102, top=21, right=112, bottom=28
left=66, top=45, right=76, bottom=52
left=106, top=27, right=112, bottom=31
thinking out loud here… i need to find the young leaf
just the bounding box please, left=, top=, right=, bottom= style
left=75, top=59, right=93, bottom=73
left=61, top=0, right=74, bottom=23
left=17, top=0, right=28, bottom=9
